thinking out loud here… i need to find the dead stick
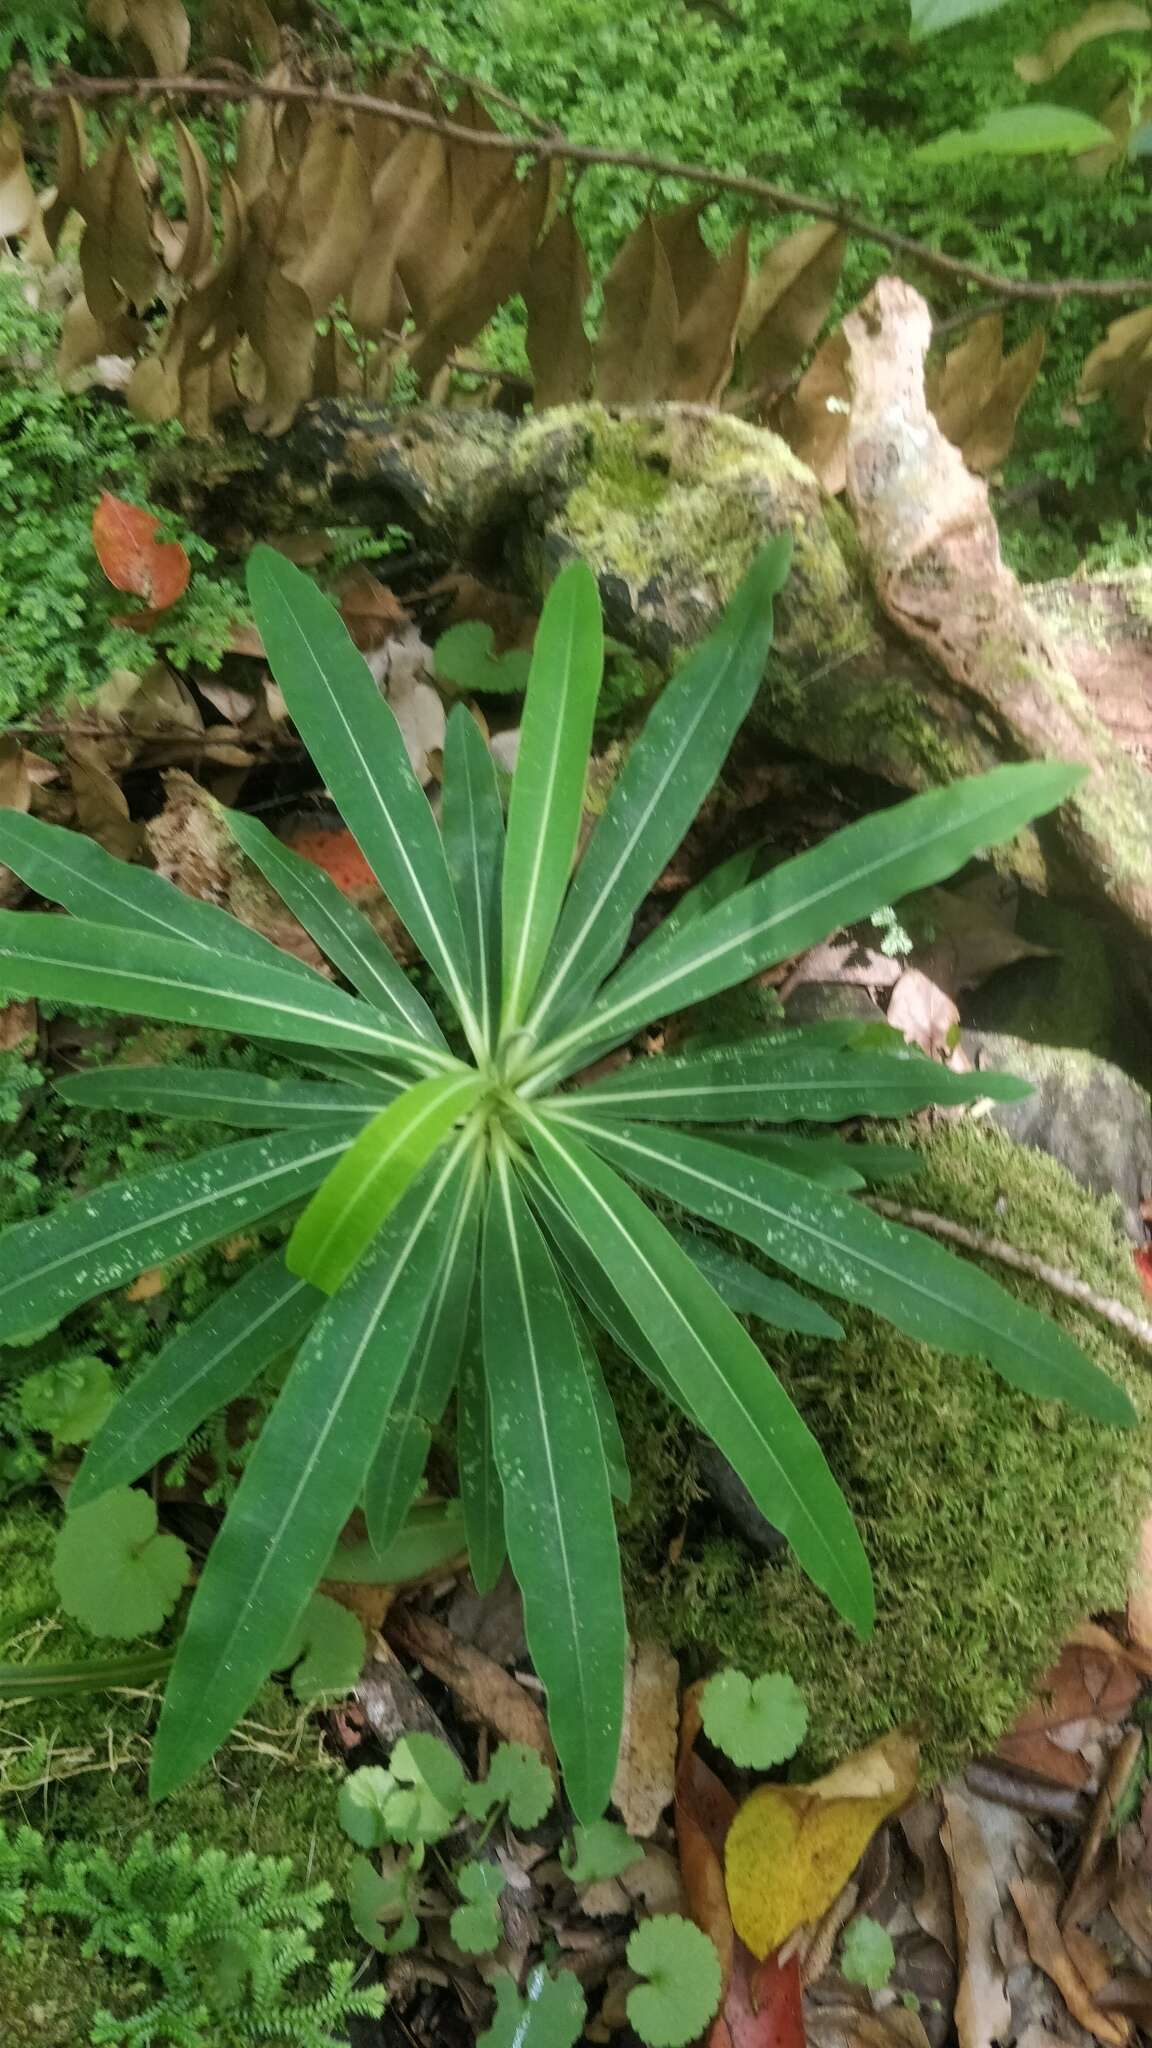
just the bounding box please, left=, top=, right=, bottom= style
left=10, top=66, right=1152, bottom=306
left=865, top=1197, right=1152, bottom=1349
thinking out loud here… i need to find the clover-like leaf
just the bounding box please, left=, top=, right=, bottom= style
left=434, top=621, right=532, bottom=695
left=561, top=1818, right=643, bottom=1886
left=699, top=1668, right=809, bottom=1768
left=478, top=1965, right=586, bottom=2048
left=53, top=1487, right=189, bottom=1640
left=626, top=1916, right=723, bottom=2048
left=385, top=1733, right=468, bottom=1842
left=841, top=1915, right=896, bottom=1989
left=277, top=1591, right=364, bottom=1701
left=338, top=1766, right=394, bottom=1850
left=464, top=1740, right=555, bottom=1830
left=450, top=1858, right=505, bottom=1954
left=20, top=1356, right=114, bottom=1447
left=347, top=1851, right=420, bottom=1955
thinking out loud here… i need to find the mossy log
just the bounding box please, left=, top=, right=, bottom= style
left=228, top=281, right=1152, bottom=998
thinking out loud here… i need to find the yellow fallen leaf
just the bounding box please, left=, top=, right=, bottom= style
left=724, top=1732, right=918, bottom=1958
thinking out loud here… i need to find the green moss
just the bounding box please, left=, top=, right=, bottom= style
left=617, top=1119, right=1152, bottom=1780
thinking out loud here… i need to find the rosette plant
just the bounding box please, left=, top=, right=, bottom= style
left=0, top=537, right=1129, bottom=1816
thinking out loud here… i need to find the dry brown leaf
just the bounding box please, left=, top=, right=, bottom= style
left=775, top=327, right=852, bottom=490
left=387, top=1607, right=558, bottom=1773
left=940, top=1788, right=1012, bottom=2048
left=170, top=119, right=214, bottom=282
left=78, top=133, right=162, bottom=321
left=0, top=1001, right=36, bottom=1055
left=1080, top=303, right=1152, bottom=447
left=901, top=1798, right=956, bottom=1960
left=594, top=213, right=679, bottom=405
left=672, top=226, right=749, bottom=403
left=907, top=877, right=1053, bottom=993
left=408, top=161, right=550, bottom=387
left=739, top=223, right=846, bottom=404
left=387, top=671, right=445, bottom=787
left=997, top=1637, right=1143, bottom=1790
left=93, top=0, right=191, bottom=73
left=1127, top=1509, right=1152, bottom=1652
left=1015, top=5, right=1149, bottom=82
left=66, top=739, right=141, bottom=860
left=0, top=115, right=37, bottom=240
left=653, top=203, right=721, bottom=317
left=336, top=567, right=409, bottom=653
left=886, top=967, right=960, bottom=1060
left=0, top=737, right=33, bottom=817
left=1010, top=1877, right=1128, bottom=2046
left=286, top=115, right=373, bottom=315
left=348, top=130, right=448, bottom=338
left=1077, top=86, right=1138, bottom=176
left=524, top=212, right=593, bottom=409
left=928, top=315, right=1045, bottom=474
left=611, top=1638, right=678, bottom=1838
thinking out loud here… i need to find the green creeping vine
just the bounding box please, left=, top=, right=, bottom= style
left=0, top=537, right=1130, bottom=1818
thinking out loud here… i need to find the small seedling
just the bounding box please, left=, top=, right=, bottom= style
left=276, top=1592, right=364, bottom=1701
left=52, top=1486, right=189, bottom=1638
left=561, top=1817, right=643, bottom=1885
left=20, top=1355, right=114, bottom=1447
left=700, top=1668, right=809, bottom=1768
left=347, top=1850, right=421, bottom=1955
left=464, top=1740, right=556, bottom=1830
left=479, top=1965, right=586, bottom=2048
left=841, top=1915, right=895, bottom=1989
left=625, top=1915, right=723, bottom=2048
left=450, top=1859, right=506, bottom=1953
left=434, top=621, right=532, bottom=695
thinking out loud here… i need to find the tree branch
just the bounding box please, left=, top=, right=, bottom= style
left=10, top=65, right=1151, bottom=306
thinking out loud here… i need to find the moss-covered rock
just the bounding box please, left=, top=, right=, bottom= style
left=615, top=1117, right=1152, bottom=1781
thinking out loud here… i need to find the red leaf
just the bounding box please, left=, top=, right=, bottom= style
left=1134, top=1246, right=1152, bottom=1300
left=93, top=491, right=190, bottom=611
left=283, top=824, right=378, bottom=897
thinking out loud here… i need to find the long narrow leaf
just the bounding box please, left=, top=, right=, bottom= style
left=0, top=915, right=448, bottom=1069
left=363, top=1157, right=482, bottom=1555
left=223, top=806, right=448, bottom=1053
left=288, top=1072, right=485, bottom=1290
left=246, top=547, right=481, bottom=1046
left=56, top=1066, right=397, bottom=1128
left=670, top=1228, right=844, bottom=1336
left=501, top=560, right=603, bottom=1030
left=72, top=1253, right=322, bottom=1507
left=441, top=704, right=504, bottom=1050
left=482, top=1146, right=626, bottom=1820
left=524, top=1115, right=874, bottom=1632
left=569, top=1297, right=631, bottom=1504
left=150, top=1141, right=475, bottom=1801
left=561, top=1112, right=1134, bottom=1426
left=0, top=809, right=320, bottom=981
left=527, top=763, right=1086, bottom=1083
left=0, top=1127, right=355, bottom=1343
left=0, top=1650, right=173, bottom=1700
left=457, top=1298, right=506, bottom=1597
left=712, top=1131, right=923, bottom=1183
left=568, top=1044, right=1030, bottom=1123
left=529, top=539, right=790, bottom=1032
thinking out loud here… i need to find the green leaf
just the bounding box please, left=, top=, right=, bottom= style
left=567, top=1116, right=1134, bottom=1427
left=325, top=1500, right=468, bottom=1584
left=246, top=545, right=481, bottom=1047
left=457, top=1298, right=507, bottom=1597
left=435, top=621, right=532, bottom=695
left=529, top=540, right=790, bottom=1033
left=482, top=1150, right=627, bottom=1822
left=528, top=763, right=1086, bottom=1085
left=464, top=1741, right=556, bottom=1830
left=915, top=105, right=1113, bottom=163
left=699, top=1668, right=809, bottom=1767
left=53, top=1487, right=189, bottom=1640
left=0, top=1649, right=173, bottom=1700
left=626, top=1916, right=723, bottom=2048
left=570, top=1044, right=1030, bottom=1123
left=277, top=1591, right=364, bottom=1700
left=56, top=1064, right=397, bottom=1128
left=0, top=1128, right=348, bottom=1346
left=0, top=913, right=436, bottom=1067
left=635, top=843, right=761, bottom=965
left=500, top=559, right=604, bottom=1029
left=0, top=808, right=318, bottom=982
left=910, top=0, right=1010, bottom=35
left=478, top=1967, right=586, bottom=2048
left=338, top=1765, right=394, bottom=1848
left=450, top=1860, right=505, bottom=1954
left=841, top=1915, right=896, bottom=1989
left=384, top=1732, right=469, bottom=1841
left=561, top=1818, right=643, bottom=1885
left=363, top=1158, right=481, bottom=1554
left=671, top=1229, right=843, bottom=1338
left=149, top=1143, right=476, bottom=1801
left=442, top=704, right=505, bottom=1050
left=20, top=1356, right=114, bottom=1446
left=223, top=805, right=450, bottom=1054
left=712, top=1131, right=923, bottom=1185
left=73, top=1254, right=320, bottom=1508
left=524, top=1117, right=875, bottom=1633
left=571, top=1301, right=632, bottom=1504
left=289, top=1072, right=485, bottom=1292
left=347, top=1852, right=420, bottom=1954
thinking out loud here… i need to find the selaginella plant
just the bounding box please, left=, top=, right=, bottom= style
left=0, top=535, right=1131, bottom=1818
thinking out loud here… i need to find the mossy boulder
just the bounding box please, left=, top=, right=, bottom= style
left=615, top=1117, right=1152, bottom=1780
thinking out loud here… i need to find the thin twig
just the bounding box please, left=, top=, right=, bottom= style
left=11, top=66, right=1152, bottom=306
left=865, top=1196, right=1152, bottom=1349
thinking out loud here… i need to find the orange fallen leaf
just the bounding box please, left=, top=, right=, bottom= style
left=282, top=823, right=379, bottom=897
left=724, top=1732, right=918, bottom=1959
left=1009, top=1877, right=1129, bottom=2046
left=93, top=491, right=190, bottom=611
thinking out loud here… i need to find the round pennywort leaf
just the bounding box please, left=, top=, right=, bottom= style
left=841, top=1914, right=896, bottom=1988
left=700, top=1668, right=808, bottom=1768
left=626, top=1916, right=722, bottom=2048
left=53, top=1488, right=189, bottom=1639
